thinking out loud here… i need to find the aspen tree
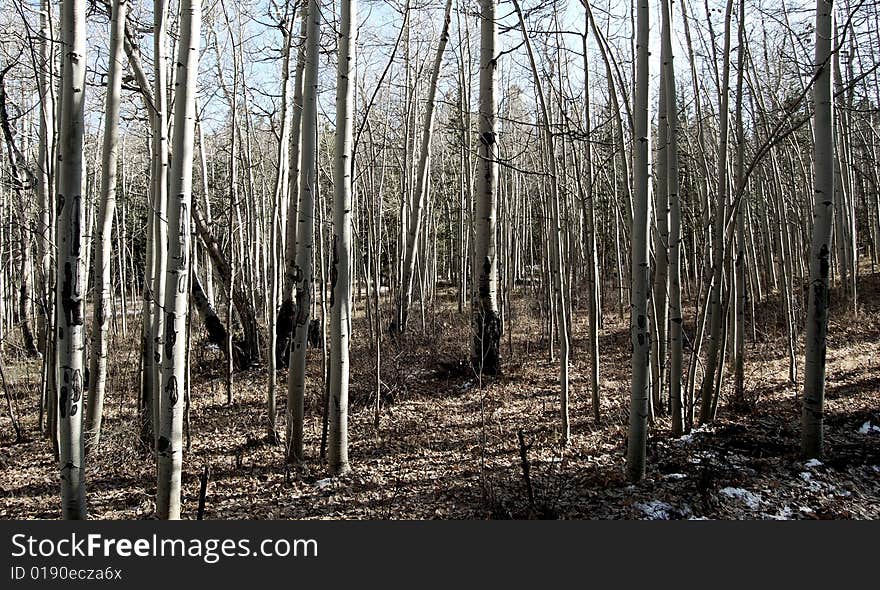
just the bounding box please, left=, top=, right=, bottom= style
left=328, top=0, right=356, bottom=475
left=394, top=0, right=454, bottom=334
left=472, top=0, right=503, bottom=376
left=732, top=0, right=747, bottom=405
left=287, top=0, right=320, bottom=465
left=581, top=18, right=600, bottom=423
left=278, top=5, right=308, bottom=367
left=661, top=0, right=684, bottom=436
left=627, top=0, right=651, bottom=481
left=268, top=11, right=295, bottom=444
left=156, top=0, right=201, bottom=519
left=802, top=0, right=834, bottom=458
left=56, top=0, right=88, bottom=519
left=512, top=0, right=568, bottom=438
left=142, top=0, right=171, bottom=448
left=699, top=0, right=735, bottom=424
left=85, top=0, right=127, bottom=456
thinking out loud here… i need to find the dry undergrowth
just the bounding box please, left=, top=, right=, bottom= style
left=1, top=274, right=878, bottom=520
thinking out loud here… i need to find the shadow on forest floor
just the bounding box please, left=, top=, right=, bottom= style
left=1, top=274, right=879, bottom=519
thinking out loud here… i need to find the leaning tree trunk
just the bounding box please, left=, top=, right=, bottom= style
left=393, top=0, right=454, bottom=334
left=56, top=0, right=88, bottom=519
left=472, top=0, right=502, bottom=375
left=192, top=203, right=260, bottom=366
left=85, top=0, right=127, bottom=457
left=328, top=0, right=356, bottom=475
left=287, top=0, right=320, bottom=466
left=156, top=0, right=201, bottom=520
left=626, top=0, right=651, bottom=482
left=802, top=0, right=834, bottom=458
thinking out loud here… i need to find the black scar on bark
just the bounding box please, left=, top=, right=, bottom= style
left=71, top=369, right=82, bottom=403
left=164, top=312, right=176, bottom=359
left=157, top=436, right=171, bottom=453
left=71, top=195, right=81, bottom=256
left=166, top=375, right=179, bottom=407
left=329, top=235, right=339, bottom=310
left=60, top=385, right=68, bottom=418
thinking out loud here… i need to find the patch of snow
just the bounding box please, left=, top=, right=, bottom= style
left=664, top=473, right=688, bottom=480
left=804, top=458, right=823, bottom=469
left=314, top=478, right=333, bottom=489
left=636, top=500, right=674, bottom=520
left=676, top=434, right=696, bottom=444
left=799, top=471, right=813, bottom=482
left=763, top=506, right=794, bottom=520
left=720, top=486, right=762, bottom=509
left=857, top=421, right=880, bottom=435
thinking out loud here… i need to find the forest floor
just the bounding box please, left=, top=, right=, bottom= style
left=1, top=272, right=879, bottom=520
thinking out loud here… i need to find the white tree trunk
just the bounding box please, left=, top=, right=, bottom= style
left=394, top=0, right=454, bottom=333
left=329, top=0, right=356, bottom=475
left=626, top=0, right=651, bottom=482
left=56, top=0, right=88, bottom=519
left=661, top=0, right=684, bottom=437
left=85, top=0, right=127, bottom=457
left=268, top=12, right=295, bottom=444
left=156, top=0, right=201, bottom=519
left=802, top=0, right=834, bottom=458
left=287, top=0, right=321, bottom=466
left=473, top=0, right=502, bottom=375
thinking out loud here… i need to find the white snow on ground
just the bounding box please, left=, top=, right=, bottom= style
left=804, top=458, right=823, bottom=469
left=763, top=506, right=795, bottom=520
left=636, top=500, right=674, bottom=520
left=675, top=425, right=713, bottom=445
left=663, top=473, right=688, bottom=480
left=314, top=478, right=333, bottom=489
left=720, top=487, right=762, bottom=509
left=857, top=421, right=880, bottom=434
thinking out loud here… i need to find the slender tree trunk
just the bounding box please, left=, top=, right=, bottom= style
left=56, top=0, right=88, bottom=519
left=85, top=0, right=127, bottom=457
left=328, top=0, right=356, bottom=475
left=472, top=0, right=502, bottom=376
left=268, top=12, right=295, bottom=444
left=287, top=0, right=320, bottom=466
left=156, top=0, right=201, bottom=519
left=732, top=0, right=747, bottom=405
left=802, top=0, right=834, bottom=458
left=582, top=22, right=600, bottom=423
left=394, top=0, right=454, bottom=334
left=661, top=0, right=684, bottom=437
left=513, top=0, right=568, bottom=440
left=627, top=0, right=651, bottom=482
left=699, top=0, right=735, bottom=424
